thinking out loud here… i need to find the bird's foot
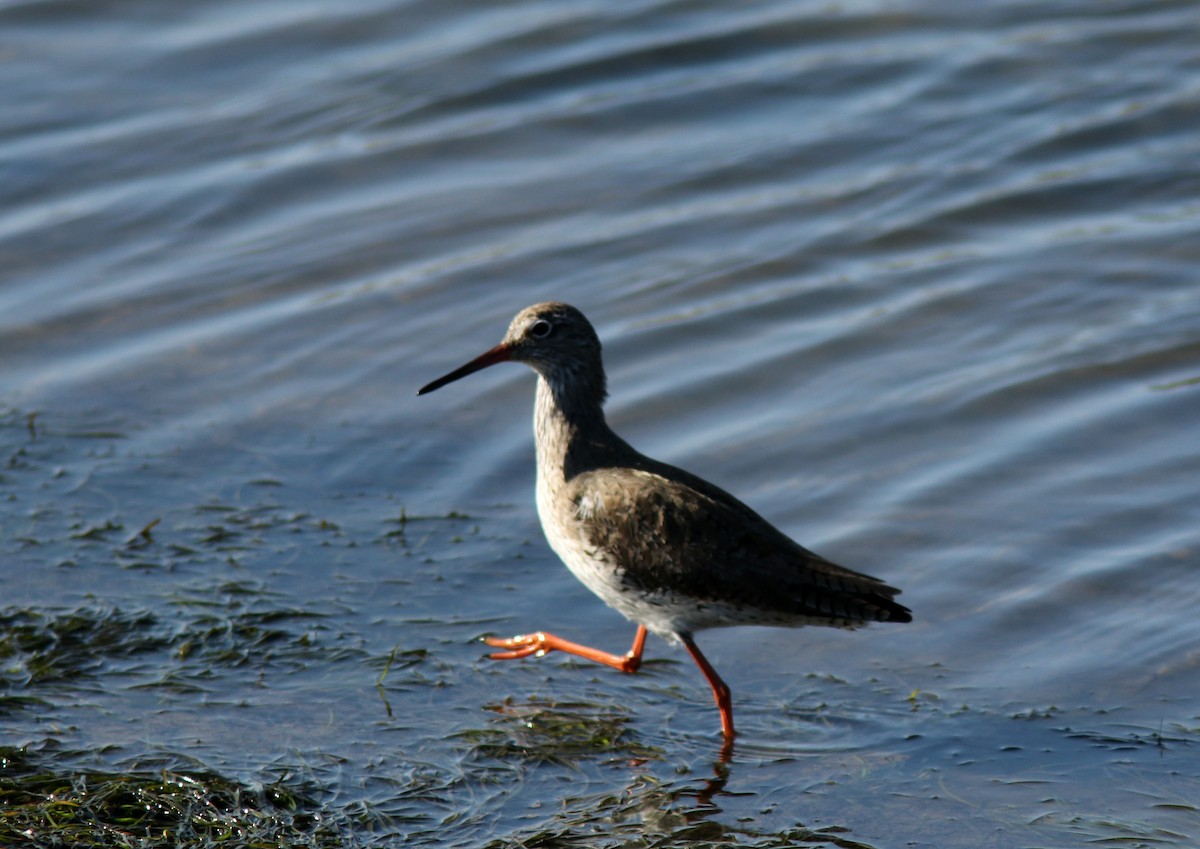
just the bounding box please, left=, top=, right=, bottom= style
left=483, top=632, right=553, bottom=660
left=483, top=629, right=644, bottom=673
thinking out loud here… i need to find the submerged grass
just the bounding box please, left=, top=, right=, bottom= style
left=0, top=596, right=364, bottom=711
left=456, top=696, right=662, bottom=765
left=0, top=608, right=167, bottom=689
left=0, top=745, right=356, bottom=849
left=167, top=580, right=359, bottom=671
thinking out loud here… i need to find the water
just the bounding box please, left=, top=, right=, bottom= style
left=2, top=0, right=1199, bottom=846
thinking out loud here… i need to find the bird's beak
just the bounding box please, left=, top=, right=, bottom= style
left=417, top=343, right=512, bottom=395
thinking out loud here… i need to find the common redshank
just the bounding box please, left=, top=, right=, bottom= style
left=418, top=302, right=911, bottom=741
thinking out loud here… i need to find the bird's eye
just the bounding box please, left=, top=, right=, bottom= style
left=529, top=319, right=554, bottom=338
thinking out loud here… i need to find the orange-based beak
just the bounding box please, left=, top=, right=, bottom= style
left=417, top=343, right=512, bottom=395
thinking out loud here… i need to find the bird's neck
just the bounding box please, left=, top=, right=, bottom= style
left=534, top=373, right=614, bottom=482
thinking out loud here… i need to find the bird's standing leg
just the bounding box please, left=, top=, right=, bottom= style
left=681, top=635, right=735, bottom=740
left=484, top=623, right=647, bottom=674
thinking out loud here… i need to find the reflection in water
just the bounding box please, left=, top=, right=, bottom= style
left=480, top=752, right=881, bottom=849
left=452, top=694, right=894, bottom=843
left=691, top=756, right=730, bottom=809
left=457, top=704, right=877, bottom=849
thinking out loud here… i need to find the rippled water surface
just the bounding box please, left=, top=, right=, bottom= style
left=3, top=1, right=1199, bottom=846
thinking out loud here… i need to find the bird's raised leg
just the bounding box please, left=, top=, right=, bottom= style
left=484, top=624, right=647, bottom=674
left=681, top=634, right=735, bottom=740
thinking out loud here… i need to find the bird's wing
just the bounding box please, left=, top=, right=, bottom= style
left=567, top=464, right=909, bottom=625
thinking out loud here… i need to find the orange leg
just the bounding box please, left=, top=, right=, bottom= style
left=681, top=635, right=735, bottom=740
left=484, top=624, right=647, bottom=674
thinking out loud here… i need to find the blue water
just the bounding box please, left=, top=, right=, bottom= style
left=3, top=1, right=1199, bottom=846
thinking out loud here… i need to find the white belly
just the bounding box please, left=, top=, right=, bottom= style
left=535, top=477, right=698, bottom=641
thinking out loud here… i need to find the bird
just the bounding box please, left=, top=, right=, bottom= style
left=418, top=302, right=911, bottom=742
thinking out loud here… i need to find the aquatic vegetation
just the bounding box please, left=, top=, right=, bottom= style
left=0, top=597, right=363, bottom=710
left=0, top=745, right=355, bottom=849
left=455, top=696, right=661, bottom=765
left=0, top=607, right=167, bottom=689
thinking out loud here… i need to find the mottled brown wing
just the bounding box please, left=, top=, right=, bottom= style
left=569, top=464, right=910, bottom=625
